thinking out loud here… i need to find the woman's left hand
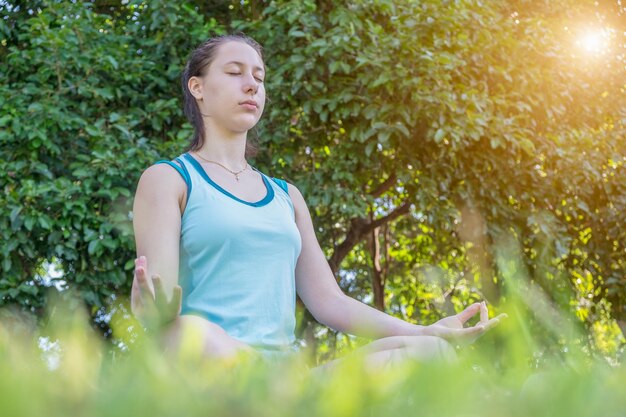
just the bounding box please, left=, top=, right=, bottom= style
left=423, top=302, right=506, bottom=345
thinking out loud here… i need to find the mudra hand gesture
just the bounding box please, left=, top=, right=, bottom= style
left=425, top=301, right=506, bottom=345
left=131, top=256, right=182, bottom=331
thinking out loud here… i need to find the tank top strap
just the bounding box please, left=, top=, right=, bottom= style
left=271, top=177, right=289, bottom=195
left=155, top=158, right=192, bottom=205
left=248, top=166, right=289, bottom=195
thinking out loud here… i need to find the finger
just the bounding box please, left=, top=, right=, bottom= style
left=136, top=266, right=152, bottom=291
left=131, top=277, right=139, bottom=297
left=134, top=257, right=149, bottom=288
left=455, top=303, right=481, bottom=324
left=169, top=285, right=183, bottom=315
left=152, top=275, right=167, bottom=307
left=480, top=301, right=489, bottom=325
left=135, top=256, right=147, bottom=270
left=131, top=279, right=143, bottom=304
left=482, top=319, right=498, bottom=332
left=464, top=324, right=485, bottom=334
left=130, top=281, right=143, bottom=313
left=480, top=314, right=508, bottom=332
left=437, top=324, right=484, bottom=340
left=134, top=263, right=148, bottom=286
left=135, top=266, right=155, bottom=306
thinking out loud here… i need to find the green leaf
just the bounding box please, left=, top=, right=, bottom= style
left=2, top=257, right=11, bottom=272
left=395, top=122, right=410, bottom=138
left=24, top=217, right=35, bottom=231
left=124, top=258, right=135, bottom=270
left=490, top=137, right=502, bottom=149
left=38, top=216, right=52, bottom=230
left=289, top=30, right=306, bottom=38
left=9, top=207, right=22, bottom=223
left=434, top=128, right=445, bottom=143
left=519, top=138, right=535, bottom=155
left=85, top=125, right=100, bottom=136
left=88, top=240, right=99, bottom=255
left=105, top=55, right=119, bottom=70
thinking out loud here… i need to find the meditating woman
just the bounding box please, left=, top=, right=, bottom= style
left=130, top=34, right=504, bottom=369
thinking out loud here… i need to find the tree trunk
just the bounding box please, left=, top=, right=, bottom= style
left=369, top=224, right=385, bottom=311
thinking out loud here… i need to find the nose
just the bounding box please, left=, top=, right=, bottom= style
left=242, top=73, right=259, bottom=95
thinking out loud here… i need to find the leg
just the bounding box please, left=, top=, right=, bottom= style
left=353, top=335, right=457, bottom=361
left=312, top=335, right=457, bottom=374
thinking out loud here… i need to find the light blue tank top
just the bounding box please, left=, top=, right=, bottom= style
left=156, top=153, right=302, bottom=352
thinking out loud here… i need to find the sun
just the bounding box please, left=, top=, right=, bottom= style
left=581, top=32, right=603, bottom=52
left=577, top=29, right=610, bottom=54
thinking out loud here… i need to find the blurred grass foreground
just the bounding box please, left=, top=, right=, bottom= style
left=0, top=240, right=625, bottom=417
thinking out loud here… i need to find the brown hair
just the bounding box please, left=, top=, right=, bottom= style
left=181, top=34, right=263, bottom=157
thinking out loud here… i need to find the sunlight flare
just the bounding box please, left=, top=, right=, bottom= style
left=577, top=29, right=610, bottom=54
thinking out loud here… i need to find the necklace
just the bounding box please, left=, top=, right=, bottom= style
left=193, top=152, right=249, bottom=182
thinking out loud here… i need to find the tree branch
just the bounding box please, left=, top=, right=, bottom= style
left=368, top=173, right=397, bottom=198
left=329, top=200, right=411, bottom=273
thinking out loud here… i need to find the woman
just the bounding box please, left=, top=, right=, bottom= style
left=131, top=34, right=504, bottom=369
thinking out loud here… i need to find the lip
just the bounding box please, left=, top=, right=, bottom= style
left=239, top=100, right=258, bottom=108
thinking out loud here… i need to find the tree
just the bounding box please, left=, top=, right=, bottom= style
left=242, top=0, right=625, bottom=356
left=0, top=0, right=219, bottom=335
left=1, top=0, right=624, bottom=359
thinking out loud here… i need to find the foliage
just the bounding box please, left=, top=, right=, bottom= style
left=0, top=0, right=219, bottom=335
left=1, top=0, right=625, bottom=361
left=1, top=280, right=625, bottom=417
left=242, top=0, right=626, bottom=356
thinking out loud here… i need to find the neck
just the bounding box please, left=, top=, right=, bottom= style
left=197, top=125, right=248, bottom=168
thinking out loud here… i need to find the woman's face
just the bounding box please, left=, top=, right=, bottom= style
left=191, top=41, right=266, bottom=134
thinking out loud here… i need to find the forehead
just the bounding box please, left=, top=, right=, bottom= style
left=213, top=41, right=264, bottom=70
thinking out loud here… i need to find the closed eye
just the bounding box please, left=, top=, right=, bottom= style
left=227, top=72, right=264, bottom=83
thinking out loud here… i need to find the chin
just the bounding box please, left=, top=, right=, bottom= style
left=231, top=116, right=262, bottom=132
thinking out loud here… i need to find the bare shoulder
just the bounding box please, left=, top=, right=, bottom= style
left=286, top=182, right=315, bottom=228
left=286, top=182, right=307, bottom=210
left=140, top=162, right=185, bottom=182
left=285, top=182, right=323, bottom=254
left=136, top=163, right=187, bottom=207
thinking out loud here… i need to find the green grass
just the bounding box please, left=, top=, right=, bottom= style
left=0, top=289, right=624, bottom=417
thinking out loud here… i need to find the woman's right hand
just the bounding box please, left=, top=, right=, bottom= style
left=131, top=255, right=182, bottom=331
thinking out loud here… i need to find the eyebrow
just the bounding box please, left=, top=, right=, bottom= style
left=223, top=61, right=265, bottom=73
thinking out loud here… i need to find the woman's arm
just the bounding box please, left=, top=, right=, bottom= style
left=132, top=164, right=253, bottom=358
left=289, top=184, right=503, bottom=341
left=133, top=164, right=185, bottom=300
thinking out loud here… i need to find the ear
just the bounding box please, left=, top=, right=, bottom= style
left=188, top=76, right=204, bottom=100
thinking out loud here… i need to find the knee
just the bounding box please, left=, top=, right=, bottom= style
left=430, top=336, right=457, bottom=362
left=403, top=335, right=457, bottom=363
